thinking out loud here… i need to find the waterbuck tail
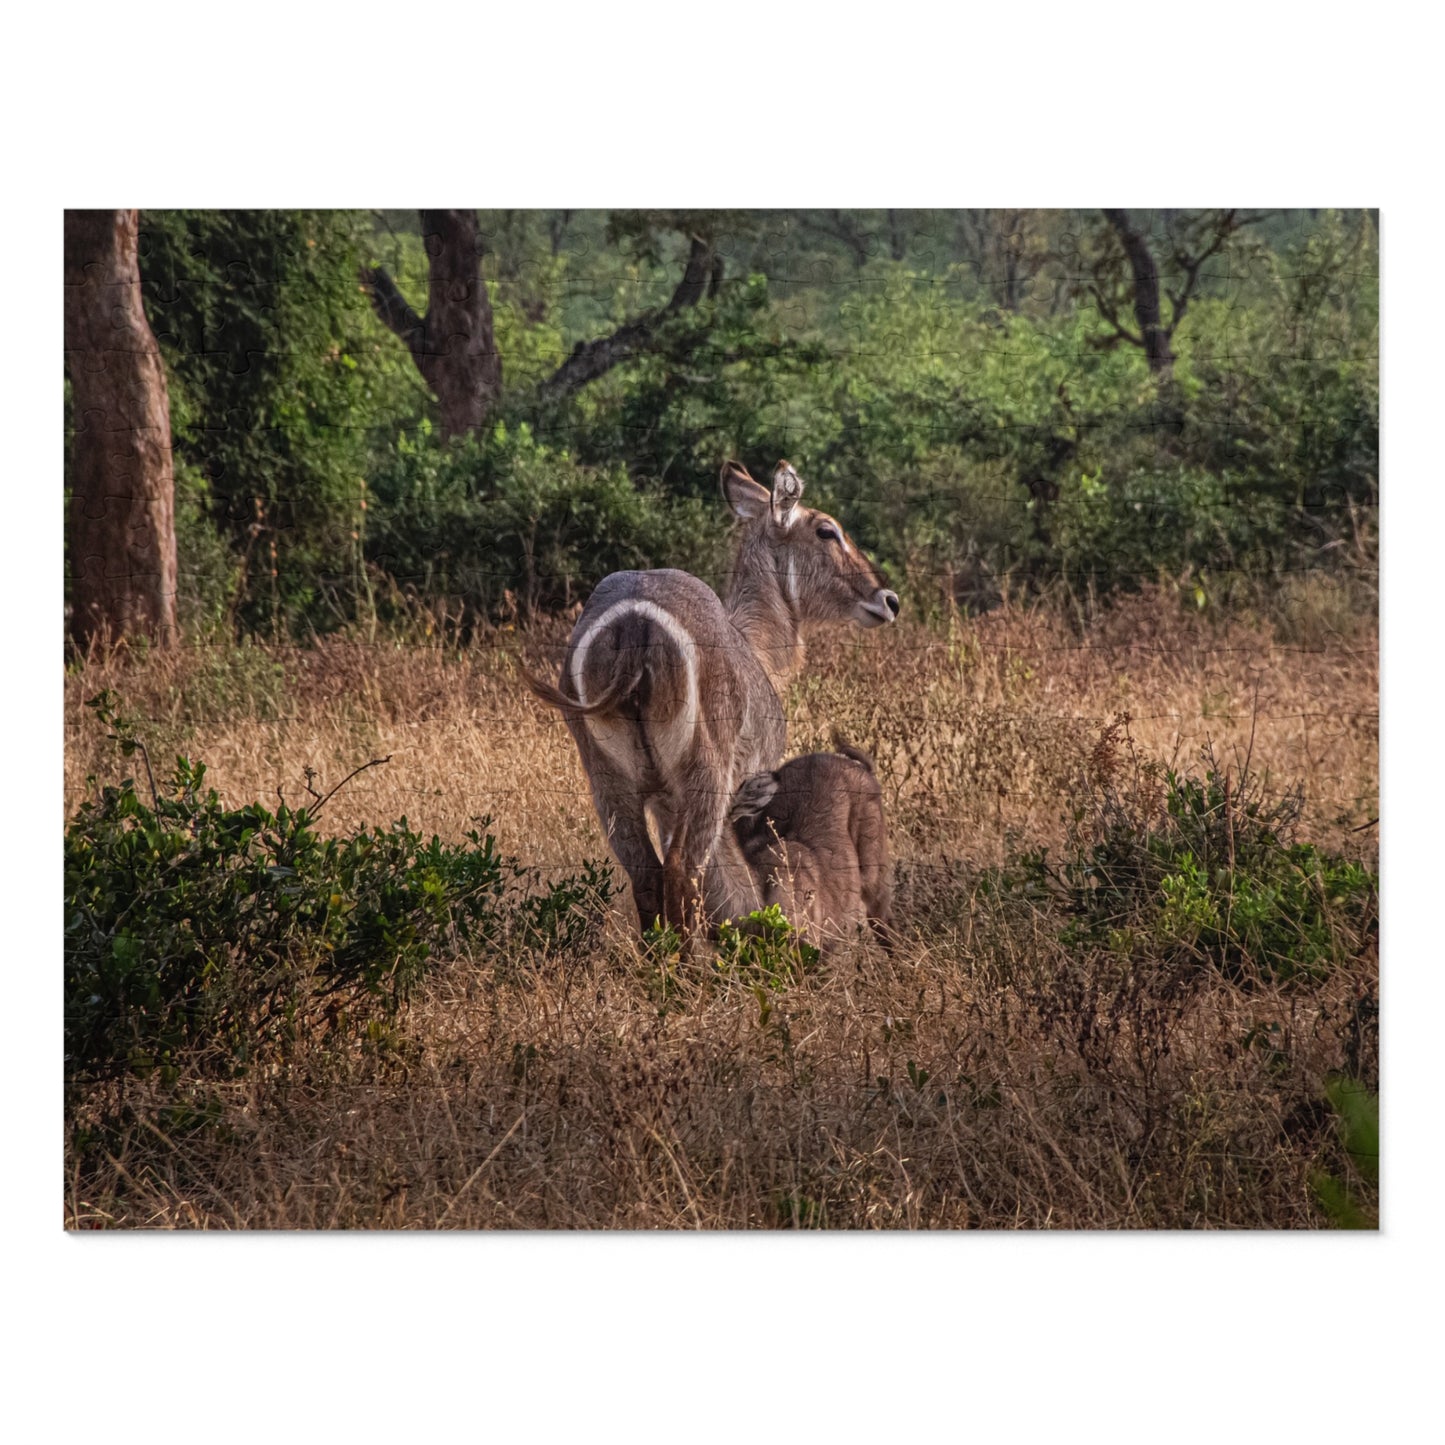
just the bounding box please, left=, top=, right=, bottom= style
left=830, top=730, right=876, bottom=773
left=523, top=662, right=643, bottom=719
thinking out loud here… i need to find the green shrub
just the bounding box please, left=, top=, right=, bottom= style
left=65, top=693, right=613, bottom=1078
left=1310, top=1075, right=1379, bottom=1228
left=543, top=274, right=828, bottom=502
left=713, top=905, right=821, bottom=991
left=631, top=908, right=820, bottom=1010
left=137, top=210, right=422, bottom=636
left=366, top=422, right=722, bottom=625
left=1049, top=465, right=1290, bottom=594
left=173, top=458, right=244, bottom=638
left=115, top=212, right=1376, bottom=638
left=1007, top=723, right=1377, bottom=984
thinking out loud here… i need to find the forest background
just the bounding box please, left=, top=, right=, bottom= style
left=63, top=208, right=1378, bottom=648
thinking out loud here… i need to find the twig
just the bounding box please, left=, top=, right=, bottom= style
left=132, top=738, right=160, bottom=813
left=1242, top=677, right=1261, bottom=785
left=436, top=1112, right=526, bottom=1226
left=1224, top=773, right=1236, bottom=876
left=311, top=755, right=394, bottom=818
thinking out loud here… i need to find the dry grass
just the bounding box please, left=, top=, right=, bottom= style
left=63, top=588, right=1379, bottom=1229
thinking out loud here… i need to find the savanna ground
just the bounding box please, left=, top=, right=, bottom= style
left=63, top=582, right=1378, bottom=1229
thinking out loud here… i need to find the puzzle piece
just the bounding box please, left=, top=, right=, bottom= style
left=62, top=208, right=1378, bottom=1234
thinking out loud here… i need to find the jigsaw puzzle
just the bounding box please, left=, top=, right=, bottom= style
left=63, top=209, right=1378, bottom=1230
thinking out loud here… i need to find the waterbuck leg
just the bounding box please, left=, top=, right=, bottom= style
left=601, top=804, right=665, bottom=933
left=662, top=828, right=703, bottom=941
left=661, top=785, right=733, bottom=943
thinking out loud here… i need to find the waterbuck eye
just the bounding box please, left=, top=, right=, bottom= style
left=816, top=524, right=842, bottom=544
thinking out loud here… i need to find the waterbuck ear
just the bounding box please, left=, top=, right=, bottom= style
left=720, top=461, right=770, bottom=522
left=771, top=460, right=804, bottom=527
left=730, top=771, right=780, bottom=824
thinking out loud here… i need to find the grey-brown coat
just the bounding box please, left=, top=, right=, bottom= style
left=526, top=461, right=898, bottom=939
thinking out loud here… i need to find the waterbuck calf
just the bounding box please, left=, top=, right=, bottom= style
left=728, top=738, right=893, bottom=951
left=526, top=460, right=898, bottom=940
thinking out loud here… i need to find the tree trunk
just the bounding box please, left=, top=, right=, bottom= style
left=1102, top=208, right=1174, bottom=374
left=363, top=209, right=502, bottom=440
left=420, top=209, right=501, bottom=436
left=1003, top=245, right=1020, bottom=313
left=887, top=209, right=906, bottom=262
left=549, top=209, right=573, bottom=256
left=64, top=209, right=178, bottom=649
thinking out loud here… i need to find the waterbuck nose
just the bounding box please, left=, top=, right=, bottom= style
left=881, top=590, right=900, bottom=618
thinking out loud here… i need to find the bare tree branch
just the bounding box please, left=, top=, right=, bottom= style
left=887, top=209, right=906, bottom=262
left=958, top=209, right=1052, bottom=312
left=548, top=209, right=574, bottom=256
left=799, top=210, right=874, bottom=269
left=1086, top=279, right=1143, bottom=349
left=540, top=235, right=717, bottom=401
left=361, top=263, right=426, bottom=359
left=1164, top=209, right=1238, bottom=327
left=666, top=234, right=715, bottom=311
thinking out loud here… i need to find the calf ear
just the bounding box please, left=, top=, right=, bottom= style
left=721, top=461, right=770, bottom=521
left=729, top=771, right=780, bottom=823
left=771, top=460, right=804, bottom=527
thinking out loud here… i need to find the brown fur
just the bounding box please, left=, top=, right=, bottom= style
left=526, top=461, right=897, bottom=942
left=729, top=735, right=893, bottom=951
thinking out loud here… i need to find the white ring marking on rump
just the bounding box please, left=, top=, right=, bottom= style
left=568, top=598, right=700, bottom=775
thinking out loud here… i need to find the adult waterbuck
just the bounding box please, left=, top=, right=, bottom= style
left=526, top=459, right=898, bottom=941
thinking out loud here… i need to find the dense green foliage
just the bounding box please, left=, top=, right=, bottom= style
left=1310, top=1076, right=1380, bottom=1228
left=995, top=727, right=1378, bottom=985
left=67, top=209, right=1377, bottom=638
left=365, top=423, right=722, bottom=623
left=137, top=211, right=423, bottom=633
left=64, top=693, right=614, bottom=1078
left=712, top=905, right=822, bottom=990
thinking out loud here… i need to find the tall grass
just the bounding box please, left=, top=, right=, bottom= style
left=63, top=589, right=1378, bottom=1228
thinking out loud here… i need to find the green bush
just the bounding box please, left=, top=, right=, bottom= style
left=136, top=209, right=423, bottom=635
left=543, top=274, right=828, bottom=501
left=713, top=905, right=821, bottom=991
left=366, top=422, right=723, bottom=624
left=1049, top=465, right=1297, bottom=595
left=1004, top=725, right=1377, bottom=984
left=172, top=458, right=244, bottom=638
left=65, top=693, right=613, bottom=1078
left=1310, top=1075, right=1379, bottom=1228
left=102, top=210, right=1376, bottom=638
